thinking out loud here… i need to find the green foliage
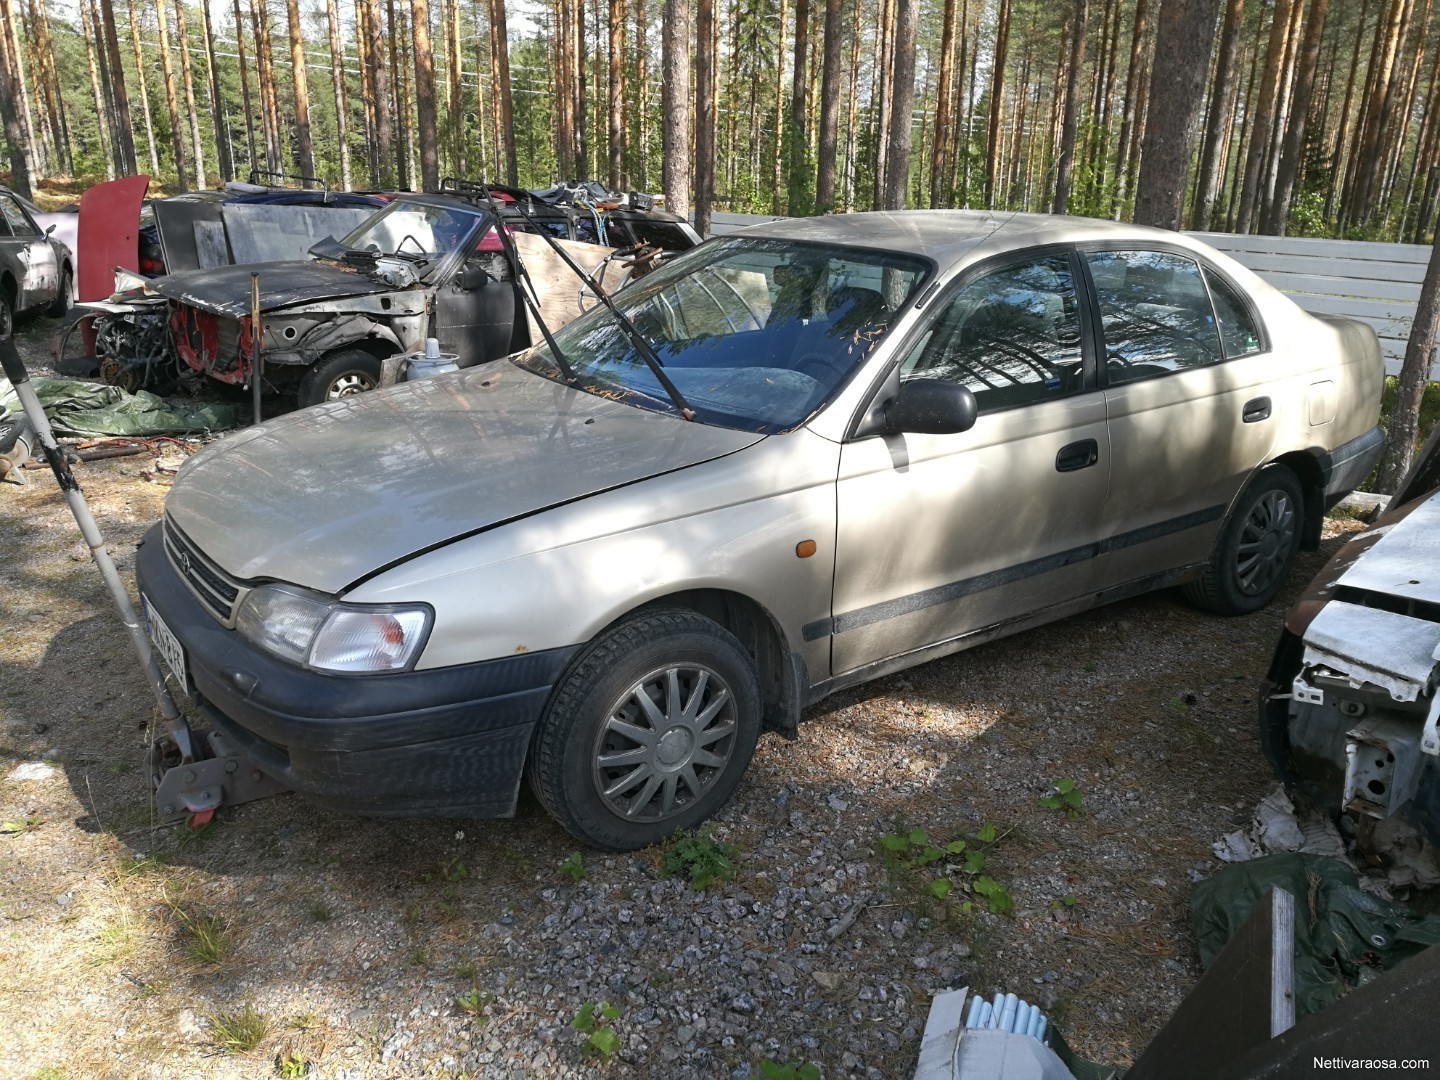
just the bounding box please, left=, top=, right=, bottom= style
left=208, top=1002, right=270, bottom=1053
left=0, top=814, right=43, bottom=835
left=274, top=1052, right=311, bottom=1078
left=456, top=986, right=494, bottom=1020
left=438, top=856, right=469, bottom=883
left=1039, top=779, right=1084, bottom=819
left=571, top=1000, right=622, bottom=1058
left=662, top=829, right=738, bottom=890
left=752, top=1060, right=822, bottom=1080
left=306, top=901, right=332, bottom=922
left=169, top=900, right=230, bottom=965
left=878, top=821, right=1013, bottom=915
left=557, top=852, right=586, bottom=883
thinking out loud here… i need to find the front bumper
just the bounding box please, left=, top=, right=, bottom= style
left=135, top=524, right=576, bottom=817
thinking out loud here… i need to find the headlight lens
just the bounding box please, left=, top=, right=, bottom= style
left=235, top=585, right=432, bottom=673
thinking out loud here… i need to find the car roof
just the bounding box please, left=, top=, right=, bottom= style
left=732, top=210, right=1197, bottom=272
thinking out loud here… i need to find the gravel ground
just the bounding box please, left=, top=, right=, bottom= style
left=1, top=311, right=1368, bottom=1079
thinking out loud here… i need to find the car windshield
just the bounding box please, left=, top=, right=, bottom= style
left=513, top=237, right=929, bottom=432
left=338, top=199, right=484, bottom=263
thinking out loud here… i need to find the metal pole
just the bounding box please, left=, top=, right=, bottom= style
left=0, top=337, right=195, bottom=758
left=250, top=272, right=262, bottom=426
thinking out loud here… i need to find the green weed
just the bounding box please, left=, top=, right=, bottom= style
left=557, top=851, right=586, bottom=882
left=752, top=1061, right=821, bottom=1080
left=878, top=821, right=1013, bottom=916
left=572, top=1000, right=622, bottom=1058
left=457, top=986, right=494, bottom=1020
left=1039, top=779, right=1084, bottom=819
left=662, top=829, right=737, bottom=890
left=208, top=1002, right=270, bottom=1052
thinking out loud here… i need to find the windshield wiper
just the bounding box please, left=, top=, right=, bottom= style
left=499, top=193, right=697, bottom=422
left=479, top=191, right=578, bottom=385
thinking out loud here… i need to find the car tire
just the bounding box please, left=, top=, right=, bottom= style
left=297, top=349, right=384, bottom=408
left=527, top=609, right=762, bottom=852
left=47, top=266, right=72, bottom=318
left=1184, top=465, right=1304, bottom=615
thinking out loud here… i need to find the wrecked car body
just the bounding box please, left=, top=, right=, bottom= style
left=0, top=185, right=72, bottom=334
left=89, top=186, right=698, bottom=407
left=1262, top=429, right=1440, bottom=850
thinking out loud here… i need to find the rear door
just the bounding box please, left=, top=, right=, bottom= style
left=830, top=249, right=1111, bottom=675
left=1082, top=247, right=1278, bottom=590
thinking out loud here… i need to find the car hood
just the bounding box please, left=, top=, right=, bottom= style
left=148, top=260, right=391, bottom=317
left=165, top=362, right=767, bottom=593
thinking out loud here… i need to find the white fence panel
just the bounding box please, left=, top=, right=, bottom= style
left=698, top=213, right=1438, bottom=378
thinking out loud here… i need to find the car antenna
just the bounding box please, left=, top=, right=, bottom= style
left=499, top=191, right=698, bottom=422
left=473, top=183, right=579, bottom=385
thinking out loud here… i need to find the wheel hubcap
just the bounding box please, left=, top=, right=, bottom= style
left=327, top=372, right=376, bottom=398
left=1235, top=490, right=1296, bottom=596
left=592, top=663, right=737, bottom=822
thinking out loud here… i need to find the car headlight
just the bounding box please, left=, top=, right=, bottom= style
left=235, top=585, right=432, bottom=673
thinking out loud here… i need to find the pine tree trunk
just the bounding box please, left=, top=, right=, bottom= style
left=882, top=0, right=916, bottom=209
left=199, top=0, right=233, bottom=181
left=1111, top=0, right=1151, bottom=214
left=984, top=0, right=1011, bottom=208
left=391, top=0, right=411, bottom=188
left=1346, top=0, right=1408, bottom=225
left=1266, top=0, right=1329, bottom=232
left=842, top=0, right=861, bottom=209
left=447, top=0, right=464, bottom=176
left=634, top=0, right=648, bottom=189
left=1324, top=0, right=1367, bottom=220
left=928, top=0, right=956, bottom=207
left=156, top=0, right=189, bottom=186
left=29, top=0, right=69, bottom=175
left=873, top=0, right=892, bottom=207
left=1235, top=0, right=1292, bottom=230
left=608, top=0, right=624, bottom=188
left=280, top=0, right=312, bottom=179
left=815, top=0, right=844, bottom=210
left=234, top=0, right=259, bottom=176
left=786, top=0, right=810, bottom=213
left=175, top=0, right=209, bottom=186
left=1257, top=0, right=1304, bottom=225
left=1375, top=232, right=1440, bottom=491
left=96, top=0, right=138, bottom=174
left=1377, top=0, right=1427, bottom=209
left=575, top=0, right=589, bottom=178
left=327, top=0, right=351, bottom=187
left=1052, top=0, right=1088, bottom=213
left=694, top=0, right=714, bottom=232
left=1133, top=0, right=1222, bottom=228
left=249, top=0, right=280, bottom=174
left=0, top=0, right=30, bottom=194
left=773, top=0, right=788, bottom=214
left=12, top=0, right=46, bottom=178
left=490, top=0, right=516, bottom=184
left=662, top=0, right=691, bottom=214
left=1191, top=0, right=1244, bottom=228
left=410, top=0, right=440, bottom=189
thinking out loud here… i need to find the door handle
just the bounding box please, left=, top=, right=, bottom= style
left=1243, top=396, right=1271, bottom=423
left=1056, top=438, right=1099, bottom=472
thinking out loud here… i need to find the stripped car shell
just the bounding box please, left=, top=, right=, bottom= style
left=1261, top=429, right=1440, bottom=848
left=136, top=211, right=1385, bottom=850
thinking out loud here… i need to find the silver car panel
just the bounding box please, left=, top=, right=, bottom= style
left=166, top=360, right=764, bottom=594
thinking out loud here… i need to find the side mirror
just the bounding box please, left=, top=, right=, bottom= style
left=44, top=224, right=55, bottom=236
left=457, top=266, right=491, bottom=291
left=884, top=378, right=978, bottom=435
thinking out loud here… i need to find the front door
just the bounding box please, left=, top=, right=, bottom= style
left=0, top=194, right=58, bottom=311
left=830, top=250, right=1110, bottom=676
left=432, top=230, right=520, bottom=366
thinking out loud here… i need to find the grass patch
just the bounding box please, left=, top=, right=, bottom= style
left=167, top=896, right=231, bottom=965
left=208, top=1002, right=270, bottom=1052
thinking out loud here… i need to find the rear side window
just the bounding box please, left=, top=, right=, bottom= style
left=0, top=197, right=32, bottom=237
left=1204, top=268, right=1263, bottom=357
left=1085, top=249, right=1223, bottom=385
left=900, top=253, right=1085, bottom=413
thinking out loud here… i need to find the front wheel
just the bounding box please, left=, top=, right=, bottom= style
left=527, top=609, right=762, bottom=851
left=296, top=349, right=384, bottom=408
left=47, top=266, right=72, bottom=318
left=1184, top=465, right=1303, bottom=615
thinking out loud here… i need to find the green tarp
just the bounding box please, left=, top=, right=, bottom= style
left=0, top=378, right=238, bottom=438
left=1192, top=853, right=1440, bottom=1020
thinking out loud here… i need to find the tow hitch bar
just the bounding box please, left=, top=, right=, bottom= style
left=1, top=337, right=290, bottom=828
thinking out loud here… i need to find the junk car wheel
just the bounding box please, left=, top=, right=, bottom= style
left=47, top=266, right=72, bottom=318
left=527, top=609, right=762, bottom=852
left=1184, top=465, right=1303, bottom=615
left=297, top=349, right=384, bottom=408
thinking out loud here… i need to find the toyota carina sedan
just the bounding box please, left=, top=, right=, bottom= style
left=136, top=211, right=1385, bottom=850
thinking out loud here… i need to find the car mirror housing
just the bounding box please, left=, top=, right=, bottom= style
left=457, top=266, right=491, bottom=291
left=884, top=379, right=978, bottom=435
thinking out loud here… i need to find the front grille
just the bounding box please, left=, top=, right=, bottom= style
left=163, top=514, right=243, bottom=624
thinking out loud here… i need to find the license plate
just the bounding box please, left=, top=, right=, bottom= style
left=142, top=594, right=188, bottom=697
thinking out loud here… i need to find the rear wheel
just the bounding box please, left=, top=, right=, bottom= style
left=527, top=609, right=762, bottom=851
left=1184, top=465, right=1303, bottom=615
left=297, top=349, right=384, bottom=408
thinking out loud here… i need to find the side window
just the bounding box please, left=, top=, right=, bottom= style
left=0, top=198, right=26, bottom=238
left=1204, top=268, right=1263, bottom=357
left=1085, top=249, right=1223, bottom=385
left=899, top=254, right=1084, bottom=413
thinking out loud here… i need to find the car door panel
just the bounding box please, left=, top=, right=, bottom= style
left=831, top=395, right=1110, bottom=675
